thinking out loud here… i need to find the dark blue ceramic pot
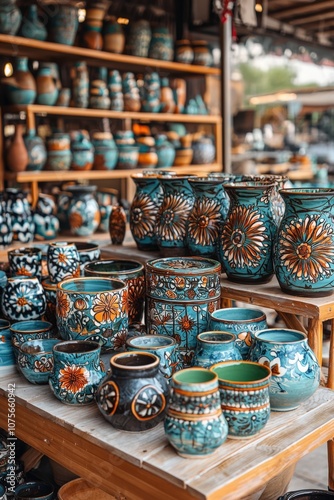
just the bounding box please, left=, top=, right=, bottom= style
left=48, top=4, right=79, bottom=46
left=0, top=192, right=12, bottom=246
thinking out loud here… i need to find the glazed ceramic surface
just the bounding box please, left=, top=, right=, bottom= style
left=10, top=319, right=55, bottom=365
left=0, top=193, right=12, bottom=246
left=96, top=351, right=169, bottom=431
left=0, top=0, right=21, bottom=35
left=148, top=27, right=174, bottom=61
left=3, top=57, right=36, bottom=105
left=274, top=188, right=334, bottom=297
left=8, top=247, right=42, bottom=279
left=84, top=259, right=145, bottom=325
left=23, top=129, right=47, bottom=172
left=2, top=277, right=46, bottom=322
left=72, top=242, right=101, bottom=274
left=0, top=319, right=15, bottom=376
left=219, top=183, right=278, bottom=284
left=14, top=481, right=54, bottom=500
left=193, top=331, right=242, bottom=368
left=47, top=242, right=80, bottom=284
left=19, top=5, right=47, bottom=40
left=146, top=257, right=221, bottom=368
left=48, top=4, right=78, bottom=45
left=70, top=130, right=94, bottom=171
left=249, top=328, right=321, bottom=411
left=211, top=360, right=271, bottom=439
left=126, top=335, right=179, bottom=380
left=209, top=307, right=267, bottom=360
left=109, top=205, right=126, bottom=245
left=66, top=185, right=100, bottom=237
left=126, top=20, right=151, bottom=58
left=6, top=188, right=34, bottom=243
left=71, top=61, right=89, bottom=108
left=92, top=132, right=118, bottom=170
left=18, top=338, right=60, bottom=384
left=33, top=194, right=60, bottom=241
left=41, top=278, right=57, bottom=326
left=164, top=368, right=228, bottom=457
left=56, top=277, right=128, bottom=352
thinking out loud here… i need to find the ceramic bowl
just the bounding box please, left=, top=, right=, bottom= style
left=18, top=338, right=60, bottom=384
left=14, top=480, right=54, bottom=500
left=10, top=319, right=56, bottom=365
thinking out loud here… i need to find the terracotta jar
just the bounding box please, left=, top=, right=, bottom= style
left=6, top=124, right=29, bottom=173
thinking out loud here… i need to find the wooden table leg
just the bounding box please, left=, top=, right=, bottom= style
left=278, top=312, right=307, bottom=334
left=328, top=321, right=334, bottom=389
left=307, top=317, right=323, bottom=368
left=328, top=439, right=334, bottom=491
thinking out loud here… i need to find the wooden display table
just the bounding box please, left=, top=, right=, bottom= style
left=1, top=374, right=334, bottom=500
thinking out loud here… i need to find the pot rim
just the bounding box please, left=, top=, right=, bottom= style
left=126, top=335, right=176, bottom=350
left=84, top=259, right=144, bottom=276
left=146, top=256, right=221, bottom=275
left=57, top=276, right=127, bottom=293
left=210, top=307, right=266, bottom=323
left=210, top=360, right=272, bottom=384
left=110, top=351, right=160, bottom=370
left=254, top=328, right=308, bottom=343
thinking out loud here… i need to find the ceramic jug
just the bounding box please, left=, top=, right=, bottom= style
left=6, top=125, right=29, bottom=173
left=19, top=4, right=47, bottom=41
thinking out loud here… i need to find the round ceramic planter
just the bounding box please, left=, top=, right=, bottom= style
left=193, top=331, right=242, bottom=368
left=2, top=276, right=46, bottom=322
left=10, top=319, right=56, bottom=366
left=18, top=338, right=60, bottom=384
left=47, top=241, right=81, bottom=284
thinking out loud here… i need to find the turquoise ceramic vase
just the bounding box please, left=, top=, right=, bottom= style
left=0, top=0, right=21, bottom=35
left=126, top=20, right=151, bottom=57
left=164, top=368, right=228, bottom=457
left=66, top=185, right=100, bottom=237
left=92, top=132, right=118, bottom=170
left=274, top=188, right=334, bottom=297
left=19, top=5, right=47, bottom=41
left=18, top=338, right=60, bottom=384
left=155, top=134, right=175, bottom=168
left=3, top=57, right=36, bottom=105
left=149, top=27, right=174, bottom=61
left=35, top=65, right=59, bottom=106
left=193, top=331, right=242, bottom=368
left=6, top=188, right=34, bottom=243
left=23, top=129, right=47, bottom=172
left=249, top=328, right=321, bottom=411
left=71, top=130, right=94, bottom=171
left=187, top=177, right=229, bottom=258
left=219, top=183, right=278, bottom=283
left=48, top=4, right=79, bottom=46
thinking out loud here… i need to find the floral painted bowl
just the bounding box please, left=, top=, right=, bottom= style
left=18, top=338, right=60, bottom=384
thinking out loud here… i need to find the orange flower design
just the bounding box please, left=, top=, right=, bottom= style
left=279, top=215, right=334, bottom=282
left=187, top=198, right=221, bottom=246
left=187, top=289, right=195, bottom=299
left=59, top=364, right=88, bottom=393
left=93, top=293, right=120, bottom=323
left=178, top=314, right=195, bottom=333
left=166, top=290, right=177, bottom=299
left=156, top=313, right=172, bottom=326
left=130, top=193, right=157, bottom=239
left=156, top=194, right=191, bottom=241
left=16, top=267, right=31, bottom=277
left=69, top=212, right=83, bottom=230
left=174, top=277, right=186, bottom=289
left=208, top=301, right=215, bottom=314
left=121, top=289, right=128, bottom=314
left=221, top=205, right=267, bottom=269
left=57, top=290, right=70, bottom=318
left=74, top=298, right=88, bottom=311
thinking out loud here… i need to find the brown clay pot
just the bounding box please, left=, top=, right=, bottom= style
left=6, top=124, right=29, bottom=172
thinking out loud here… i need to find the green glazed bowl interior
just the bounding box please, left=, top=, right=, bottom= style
left=173, top=368, right=216, bottom=384
left=211, top=361, right=271, bottom=382
left=58, top=277, right=125, bottom=293
left=211, top=308, right=265, bottom=322
left=85, top=259, right=142, bottom=275
left=255, top=329, right=306, bottom=343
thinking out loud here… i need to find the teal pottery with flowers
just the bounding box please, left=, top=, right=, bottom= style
left=274, top=188, right=334, bottom=297
left=6, top=188, right=35, bottom=243
left=193, top=331, right=242, bottom=368
left=2, top=277, right=46, bottom=322
left=0, top=0, right=22, bottom=35
left=187, top=177, right=229, bottom=258
left=84, top=259, right=145, bottom=325
left=19, top=5, right=47, bottom=41
left=0, top=319, right=15, bottom=377
left=66, top=185, right=100, bottom=237
left=156, top=175, right=196, bottom=257
left=48, top=4, right=79, bottom=46
left=8, top=247, right=42, bottom=280
left=49, top=340, right=105, bottom=405
left=219, top=182, right=278, bottom=284
left=249, top=328, right=321, bottom=411
left=18, top=338, right=60, bottom=384
left=146, top=257, right=221, bottom=368
left=126, top=335, right=179, bottom=380
left=209, top=307, right=267, bottom=360
left=47, top=241, right=80, bottom=284
left=23, top=129, right=47, bottom=172
left=164, top=368, right=228, bottom=457
left=96, top=351, right=169, bottom=431
left=210, top=360, right=271, bottom=438
left=56, top=277, right=128, bottom=352
left=10, top=319, right=55, bottom=365
left=3, top=57, right=36, bottom=105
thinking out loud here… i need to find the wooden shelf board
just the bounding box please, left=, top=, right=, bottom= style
left=0, top=35, right=220, bottom=76
left=3, top=105, right=221, bottom=125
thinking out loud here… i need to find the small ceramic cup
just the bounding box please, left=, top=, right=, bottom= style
left=8, top=247, right=43, bottom=280
left=126, top=335, right=179, bottom=381
left=2, top=276, right=46, bottom=322
left=14, top=480, right=54, bottom=500
left=47, top=241, right=81, bottom=284
left=18, top=338, right=60, bottom=385
left=210, top=360, right=272, bottom=439
left=193, top=331, right=242, bottom=368
left=10, top=319, right=56, bottom=366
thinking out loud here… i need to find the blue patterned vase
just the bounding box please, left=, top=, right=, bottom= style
left=146, top=257, right=221, bottom=368
left=33, top=194, right=59, bottom=241
left=67, top=185, right=100, bottom=237
left=164, top=368, right=228, bottom=457
left=2, top=277, right=46, bottom=322
left=156, top=175, right=195, bottom=257
left=210, top=360, right=271, bottom=438
left=274, top=188, right=334, bottom=297
left=96, top=351, right=169, bottom=431
left=49, top=340, right=105, bottom=405
left=209, top=307, right=267, bottom=360
left=8, top=247, right=42, bottom=279
left=249, top=328, right=321, bottom=411
left=6, top=188, right=34, bottom=244
left=187, top=177, right=229, bottom=258
left=47, top=241, right=80, bottom=284
left=193, top=331, right=242, bottom=368
left=219, top=182, right=278, bottom=283
left=48, top=4, right=79, bottom=46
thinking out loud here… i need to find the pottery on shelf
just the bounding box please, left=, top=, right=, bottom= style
left=3, top=57, right=36, bottom=105
left=6, top=124, right=29, bottom=173
left=35, top=63, right=59, bottom=106
left=23, top=129, right=47, bottom=172
left=149, top=27, right=174, bottom=61
left=71, top=62, right=89, bottom=109
left=126, top=20, right=151, bottom=58
left=70, top=130, right=94, bottom=171
left=48, top=4, right=79, bottom=46
left=46, top=132, right=72, bottom=171
left=192, top=135, right=216, bottom=165
left=19, top=5, right=47, bottom=41
left=8, top=246, right=42, bottom=279
left=0, top=193, right=12, bottom=247
left=89, top=67, right=111, bottom=110
left=103, top=16, right=125, bottom=53
left=92, top=132, right=118, bottom=171
left=82, top=2, right=107, bottom=50
left=193, top=40, right=213, bottom=66
left=6, top=188, right=34, bottom=243
left=0, top=0, right=22, bottom=35
left=155, top=134, right=175, bottom=168
left=175, top=39, right=194, bottom=64
left=160, top=78, right=175, bottom=113
left=65, top=185, right=100, bottom=237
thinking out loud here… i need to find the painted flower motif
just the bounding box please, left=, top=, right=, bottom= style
left=92, top=293, right=120, bottom=323
left=34, top=356, right=53, bottom=373
left=59, top=364, right=89, bottom=393
left=187, top=198, right=221, bottom=246
left=208, top=301, right=216, bottom=314
left=187, top=289, right=196, bottom=299
left=130, top=193, right=157, bottom=239
left=166, top=290, right=177, bottom=299
left=113, top=329, right=128, bottom=350
left=132, top=386, right=165, bottom=420
left=156, top=194, right=191, bottom=241
left=221, top=205, right=268, bottom=269
left=7, top=282, right=34, bottom=315
left=98, top=382, right=119, bottom=415
left=279, top=215, right=334, bottom=282
left=69, top=211, right=83, bottom=230
left=57, top=290, right=71, bottom=318
left=155, top=313, right=172, bottom=326
left=15, top=267, right=31, bottom=277
left=258, top=356, right=286, bottom=377
left=74, top=298, right=88, bottom=311
left=178, top=314, right=195, bottom=333
left=174, top=277, right=186, bottom=289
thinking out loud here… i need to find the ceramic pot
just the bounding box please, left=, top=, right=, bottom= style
left=73, top=241, right=101, bottom=274
left=155, top=134, right=175, bottom=168
left=274, top=188, right=334, bottom=297
left=160, top=78, right=175, bottom=113
left=36, top=64, right=59, bottom=106
left=0, top=0, right=21, bottom=35
left=56, top=88, right=71, bottom=107
left=149, top=27, right=174, bottom=61
left=156, top=175, right=195, bottom=256
left=18, top=338, right=60, bottom=385
left=2, top=277, right=46, bottom=322
left=70, top=130, right=94, bottom=171
left=174, top=147, right=193, bottom=166
left=5, top=188, right=34, bottom=243
left=192, top=136, right=216, bottom=165
left=82, top=2, right=107, bottom=50
left=164, top=368, right=228, bottom=457
left=46, top=133, right=72, bottom=171
left=66, top=185, right=100, bottom=237
left=175, top=39, right=194, bottom=64
left=84, top=259, right=145, bottom=325
left=104, top=17, right=125, bottom=53
left=10, top=319, right=54, bottom=355
left=0, top=319, right=15, bottom=376
left=219, top=183, right=278, bottom=284
left=96, top=188, right=118, bottom=232
left=249, top=328, right=321, bottom=411
left=8, top=247, right=42, bottom=279
left=49, top=340, right=105, bottom=405
left=55, top=190, right=71, bottom=230
left=146, top=257, right=221, bottom=368
left=209, top=307, right=267, bottom=360
left=3, top=57, right=36, bottom=105
left=23, top=129, right=47, bottom=172
left=116, top=145, right=139, bottom=169
left=186, top=177, right=229, bottom=259
left=33, top=194, right=59, bottom=241
left=0, top=193, right=12, bottom=246
left=56, top=277, right=128, bottom=352
left=193, top=331, right=242, bottom=368
left=14, top=481, right=54, bottom=500
left=47, top=241, right=80, bottom=284
left=193, top=40, right=213, bottom=66
left=19, top=5, right=47, bottom=41
left=89, top=67, right=110, bottom=110
left=71, top=62, right=89, bottom=109
left=211, top=360, right=271, bottom=438
left=96, top=351, right=169, bottom=431
left=48, top=4, right=79, bottom=46
left=126, top=20, right=151, bottom=58
left=137, top=144, right=158, bottom=169
left=6, top=124, right=29, bottom=173
left=109, top=205, right=127, bottom=245
left=92, top=132, right=118, bottom=170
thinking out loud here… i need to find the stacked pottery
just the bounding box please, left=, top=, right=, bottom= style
left=0, top=0, right=21, bottom=35
left=82, top=2, right=107, bottom=50
left=33, top=193, right=59, bottom=241
left=71, top=62, right=89, bottom=109
left=122, top=72, right=141, bottom=112
left=175, top=39, right=194, bottom=64
left=66, top=185, right=100, bottom=237
left=23, top=129, right=47, bottom=172
left=141, top=72, right=161, bottom=113
left=48, top=4, right=79, bottom=45
left=92, top=132, right=118, bottom=170
left=6, top=188, right=34, bottom=243
left=126, top=19, right=151, bottom=57
left=19, top=5, right=47, bottom=41
left=70, top=130, right=94, bottom=171
left=145, top=256, right=221, bottom=368
left=35, top=63, right=59, bottom=106
left=160, top=78, right=175, bottom=113
left=89, top=67, right=110, bottom=110
left=155, top=134, right=175, bottom=168
left=137, top=137, right=158, bottom=169
left=115, top=130, right=139, bottom=170
left=6, top=124, right=29, bottom=173
left=103, top=16, right=125, bottom=54
left=3, top=57, right=36, bottom=105
left=108, top=70, right=123, bottom=111
left=149, top=27, right=174, bottom=61
left=193, top=40, right=213, bottom=66
left=46, top=132, right=72, bottom=171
